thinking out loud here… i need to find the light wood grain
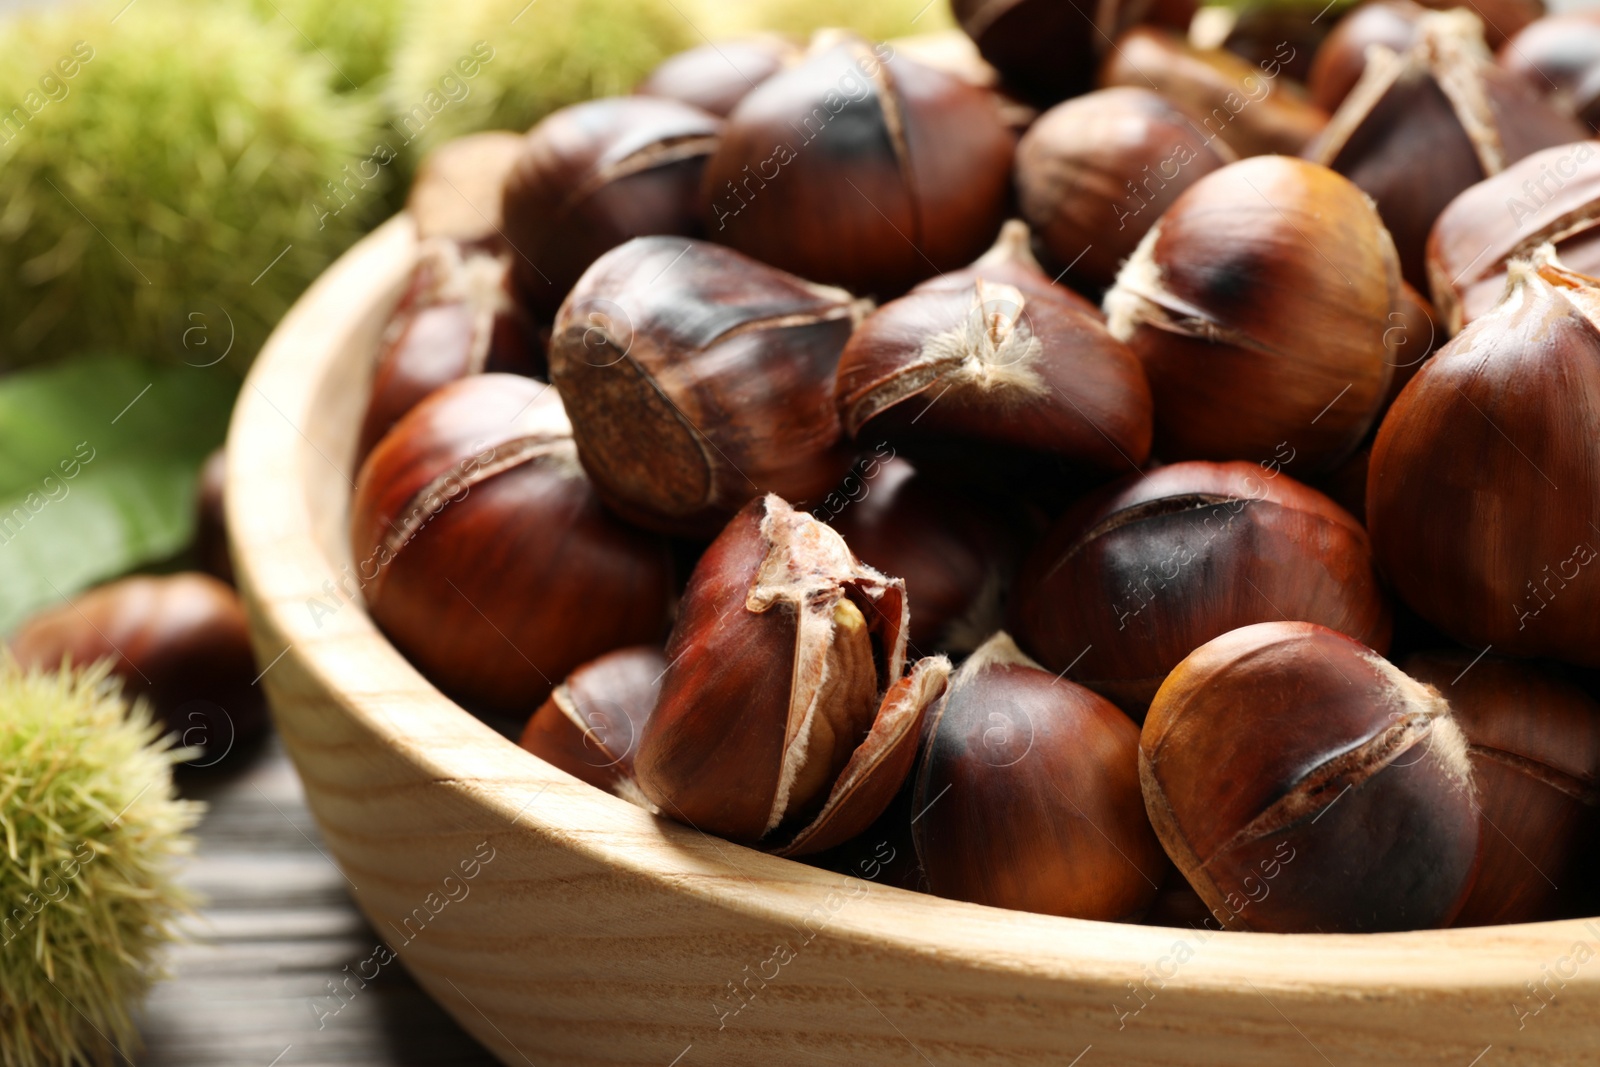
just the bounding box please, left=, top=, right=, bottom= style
left=226, top=215, right=1600, bottom=1067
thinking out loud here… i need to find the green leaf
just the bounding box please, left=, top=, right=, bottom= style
left=0, top=354, right=236, bottom=634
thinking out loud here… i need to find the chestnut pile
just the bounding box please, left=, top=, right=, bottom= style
left=350, top=0, right=1600, bottom=935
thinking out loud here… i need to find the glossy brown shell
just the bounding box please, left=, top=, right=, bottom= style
left=1142, top=622, right=1480, bottom=933
left=635, top=35, right=801, bottom=118
left=1010, top=460, right=1392, bottom=718
left=350, top=374, right=674, bottom=712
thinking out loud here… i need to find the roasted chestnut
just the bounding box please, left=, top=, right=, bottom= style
left=1190, top=1, right=1330, bottom=84
left=1014, top=87, right=1237, bottom=291
left=1404, top=651, right=1600, bottom=926
left=356, top=239, right=543, bottom=464
left=1417, top=0, right=1543, bottom=48
left=835, top=221, right=1152, bottom=492
left=636, top=35, right=801, bottom=118
left=911, top=632, right=1167, bottom=921
left=519, top=645, right=666, bottom=797
left=194, top=446, right=232, bottom=586
left=1368, top=247, right=1600, bottom=668
left=1427, top=139, right=1600, bottom=334
left=1099, top=27, right=1328, bottom=159
left=1141, top=621, right=1480, bottom=933
left=702, top=35, right=1015, bottom=297
left=548, top=237, right=867, bottom=537
left=1498, top=11, right=1600, bottom=131
left=1304, top=9, right=1583, bottom=289
left=1103, top=156, right=1400, bottom=472
left=1306, top=0, right=1428, bottom=113
left=634, top=494, right=952, bottom=854
left=951, top=0, right=1196, bottom=106
left=501, top=97, right=722, bottom=317
left=407, top=131, right=526, bottom=248
left=1010, top=461, right=1392, bottom=718
left=824, top=455, right=1023, bottom=652
left=351, top=374, right=674, bottom=712
left=10, top=573, right=266, bottom=757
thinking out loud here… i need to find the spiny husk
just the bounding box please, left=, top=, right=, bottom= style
left=0, top=655, right=202, bottom=1067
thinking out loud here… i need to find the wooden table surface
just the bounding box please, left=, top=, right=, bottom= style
left=136, top=732, right=500, bottom=1067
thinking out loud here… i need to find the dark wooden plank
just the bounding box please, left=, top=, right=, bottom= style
left=135, top=733, right=501, bottom=1067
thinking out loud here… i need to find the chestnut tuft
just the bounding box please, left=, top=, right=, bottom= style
left=10, top=573, right=267, bottom=757
left=1368, top=247, right=1600, bottom=667
left=351, top=374, right=674, bottom=712
left=635, top=494, right=952, bottom=854
left=1010, top=460, right=1392, bottom=719
left=835, top=221, right=1153, bottom=491
left=549, top=237, right=868, bottom=537
left=952, top=0, right=1195, bottom=106
left=636, top=35, right=802, bottom=118
left=356, top=239, right=543, bottom=464
left=702, top=35, right=1015, bottom=297
left=1404, top=651, right=1600, bottom=926
left=407, top=131, right=527, bottom=249
left=825, top=455, right=1024, bottom=653
left=519, top=645, right=666, bottom=797
left=1305, top=9, right=1583, bottom=289
left=1014, top=87, right=1237, bottom=291
left=501, top=97, right=722, bottom=317
left=1142, top=621, right=1481, bottom=933
left=1416, top=0, right=1543, bottom=48
left=1099, top=28, right=1329, bottom=159
left=911, top=632, right=1168, bottom=921
left=1498, top=12, right=1600, bottom=132
left=1103, top=156, right=1400, bottom=472
left=1427, top=138, right=1600, bottom=334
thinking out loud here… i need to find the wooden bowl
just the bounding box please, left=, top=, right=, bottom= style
left=228, top=216, right=1600, bottom=1066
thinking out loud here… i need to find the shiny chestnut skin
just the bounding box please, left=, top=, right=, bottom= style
left=636, top=35, right=801, bottom=118
left=1011, top=461, right=1392, bottom=719
left=1193, top=2, right=1329, bottom=84
left=1499, top=12, right=1600, bottom=131
left=1142, top=622, right=1481, bottom=933
left=1405, top=651, right=1600, bottom=926
left=519, top=645, right=666, bottom=795
left=407, top=131, right=526, bottom=248
left=1305, top=10, right=1584, bottom=290
left=836, top=221, right=1152, bottom=494
left=194, top=447, right=232, bottom=586
left=502, top=97, right=722, bottom=317
left=1307, top=0, right=1428, bottom=113
left=1427, top=139, right=1600, bottom=334
left=1368, top=249, right=1600, bottom=667
left=549, top=237, right=866, bottom=537
left=356, top=240, right=544, bottom=464
left=1104, top=157, right=1400, bottom=472
left=952, top=0, right=1196, bottom=106
left=912, top=632, right=1168, bottom=921
left=1099, top=28, right=1328, bottom=159
left=1015, top=88, right=1237, bottom=291
left=702, top=36, right=1015, bottom=298
left=635, top=494, right=951, bottom=853
left=824, top=455, right=1023, bottom=653
left=10, top=573, right=266, bottom=756
left=351, top=374, right=674, bottom=712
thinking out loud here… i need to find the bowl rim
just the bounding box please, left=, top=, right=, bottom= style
left=227, top=213, right=1600, bottom=1004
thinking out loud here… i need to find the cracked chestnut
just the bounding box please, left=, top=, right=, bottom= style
left=1142, top=621, right=1481, bottom=933
left=702, top=34, right=1015, bottom=297
left=635, top=494, right=952, bottom=854
left=519, top=645, right=666, bottom=797
left=351, top=374, right=674, bottom=712
left=1104, top=156, right=1400, bottom=472
left=1010, top=460, right=1392, bottom=719
left=911, top=632, right=1168, bottom=920
left=501, top=97, right=722, bottom=317
left=549, top=237, right=867, bottom=537
left=835, top=222, right=1152, bottom=492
